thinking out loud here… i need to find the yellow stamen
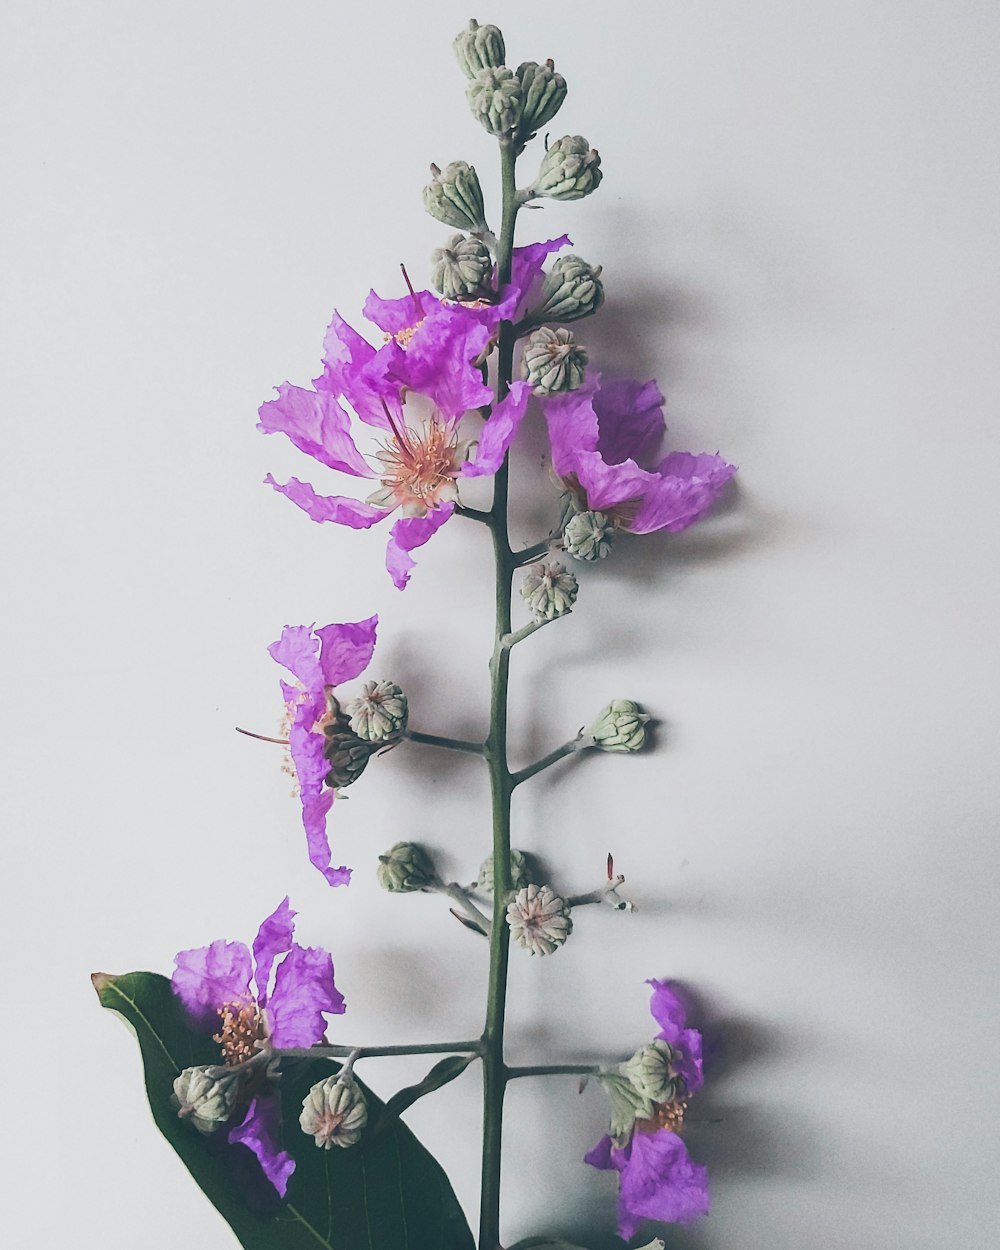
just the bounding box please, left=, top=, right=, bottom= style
left=214, top=1001, right=267, bottom=1067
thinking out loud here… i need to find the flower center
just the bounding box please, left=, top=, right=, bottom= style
left=368, top=414, right=466, bottom=515
left=636, top=1097, right=688, bottom=1136
left=215, top=1000, right=268, bottom=1067
left=382, top=318, right=425, bottom=347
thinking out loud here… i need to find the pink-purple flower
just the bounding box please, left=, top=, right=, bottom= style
left=171, top=897, right=345, bottom=1196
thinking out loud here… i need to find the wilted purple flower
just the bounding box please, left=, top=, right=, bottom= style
left=544, top=375, right=736, bottom=535
left=268, top=616, right=378, bottom=887
left=171, top=897, right=346, bottom=1196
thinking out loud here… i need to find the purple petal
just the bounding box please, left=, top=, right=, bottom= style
left=385, top=504, right=454, bottom=590
left=268, top=624, right=324, bottom=690
left=264, top=474, right=388, bottom=528
left=593, top=378, right=666, bottom=467
left=543, top=383, right=601, bottom=476
left=647, top=979, right=704, bottom=1094
left=463, top=381, right=531, bottom=478
left=301, top=789, right=351, bottom=887
left=613, top=1129, right=709, bottom=1236
left=268, top=943, right=346, bottom=1048
left=171, top=941, right=252, bottom=1032
left=385, top=312, right=492, bottom=419
left=258, top=384, right=373, bottom=477
left=320, top=313, right=403, bottom=431
left=314, top=615, right=378, bottom=687
left=252, top=898, right=296, bottom=1008
left=505, top=234, right=572, bottom=319
left=320, top=310, right=376, bottom=385
left=229, top=1095, right=295, bottom=1198
left=629, top=454, right=736, bottom=535
left=583, top=1134, right=615, bottom=1170
left=363, top=287, right=432, bottom=334
left=570, top=448, right=657, bottom=513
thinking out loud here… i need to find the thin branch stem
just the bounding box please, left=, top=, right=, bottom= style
left=511, top=540, right=553, bottom=568
left=455, top=504, right=494, bottom=526
left=500, top=620, right=546, bottom=650
left=281, top=1040, right=483, bottom=1060
left=505, top=1063, right=602, bottom=1080
left=511, top=736, right=588, bottom=788
left=404, top=729, right=486, bottom=756
left=440, top=882, right=493, bottom=937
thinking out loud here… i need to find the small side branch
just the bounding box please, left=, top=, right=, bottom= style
left=281, top=1040, right=483, bottom=1060
left=506, top=1063, right=601, bottom=1080
left=499, top=619, right=547, bottom=650
left=438, top=881, right=494, bottom=938
left=511, top=735, right=589, bottom=788
left=455, top=504, right=494, bottom=526
left=405, top=729, right=486, bottom=757
left=511, top=540, right=553, bottom=568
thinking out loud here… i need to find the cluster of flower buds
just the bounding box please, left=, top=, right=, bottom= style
left=520, top=560, right=579, bottom=621
left=322, top=682, right=408, bottom=791
left=431, top=233, right=493, bottom=299
left=506, top=882, right=573, bottom=955
left=300, top=1068, right=369, bottom=1150
left=423, top=161, right=489, bottom=234
left=586, top=699, right=651, bottom=754
left=514, top=59, right=567, bottom=151
left=522, top=326, right=588, bottom=396
left=534, top=255, right=605, bottom=324
left=377, top=840, right=438, bottom=893
left=172, top=1065, right=242, bottom=1135
left=530, top=135, right=603, bottom=201
left=562, top=508, right=615, bottom=561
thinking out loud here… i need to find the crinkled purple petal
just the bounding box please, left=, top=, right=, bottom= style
left=320, top=310, right=375, bottom=385
left=363, top=287, right=433, bottom=334
left=385, top=315, right=492, bottom=420
left=594, top=378, right=666, bottom=467
left=228, top=1095, right=295, bottom=1199
left=258, top=384, right=373, bottom=477
left=286, top=688, right=330, bottom=799
left=314, top=615, right=379, bottom=688
left=629, top=454, right=736, bottom=535
left=264, top=474, right=388, bottom=528
left=301, top=790, right=351, bottom=887
left=268, top=624, right=325, bottom=690
left=385, top=504, right=454, bottom=590
left=612, top=1129, right=710, bottom=1236
left=251, top=897, right=296, bottom=1008
left=268, top=943, right=346, bottom=1048
left=503, top=234, right=572, bottom=320
left=543, top=382, right=601, bottom=476
left=320, top=313, right=404, bottom=431
left=572, top=448, right=657, bottom=513
left=171, top=940, right=253, bottom=1032
left=647, top=979, right=704, bottom=1094
left=583, top=1133, right=615, bottom=1170
left=463, top=381, right=532, bottom=477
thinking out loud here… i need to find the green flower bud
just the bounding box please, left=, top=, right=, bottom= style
left=300, top=1073, right=368, bottom=1149
left=598, top=1071, right=656, bottom=1144
left=506, top=883, right=573, bottom=956
left=322, top=704, right=376, bottom=789
left=422, top=161, right=488, bottom=233
left=532, top=135, right=603, bottom=201
left=377, top=841, right=437, bottom=893
left=515, top=60, right=567, bottom=142
left=533, top=255, right=605, bottom=324
left=453, top=19, right=505, bottom=79
left=623, top=1040, right=686, bottom=1104
left=431, top=233, right=493, bottom=299
left=520, top=560, right=579, bottom=621
left=587, top=699, right=650, bottom=753
left=346, top=679, right=408, bottom=744
left=477, top=847, right=531, bottom=894
left=172, top=1065, right=242, bottom=1135
left=467, top=66, right=523, bottom=138
left=521, top=325, right=588, bottom=395
left=563, top=509, right=615, bottom=561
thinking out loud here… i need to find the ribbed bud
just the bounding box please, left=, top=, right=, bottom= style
left=520, top=560, right=579, bottom=621
left=300, top=1074, right=368, bottom=1149
left=533, top=255, right=605, bottom=324
left=422, top=161, right=488, bottom=232
left=477, top=847, right=531, bottom=894
left=515, top=60, right=567, bottom=141
left=532, top=135, right=603, bottom=201
left=563, top=509, right=615, bottom=561
left=587, top=699, right=651, bottom=753
left=346, top=679, right=408, bottom=744
left=506, top=883, right=573, bottom=955
left=323, top=712, right=376, bottom=790
left=623, top=1040, right=686, bottom=1104
left=172, top=1065, right=242, bottom=1135
left=598, top=1071, right=657, bottom=1144
left=431, top=234, right=493, bottom=299
left=522, top=325, right=588, bottom=395
left=453, top=19, right=506, bottom=78
left=377, top=841, right=437, bottom=893
left=467, top=67, right=523, bottom=137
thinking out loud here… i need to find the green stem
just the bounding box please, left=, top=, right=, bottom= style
left=404, top=729, right=486, bottom=756
left=505, top=1064, right=601, bottom=1080
left=511, top=539, right=554, bottom=567
left=500, top=620, right=546, bottom=649
left=511, top=737, right=587, bottom=788
left=281, top=1040, right=482, bottom=1059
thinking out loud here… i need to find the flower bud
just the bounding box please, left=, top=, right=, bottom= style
left=323, top=720, right=376, bottom=789
left=300, top=1073, right=368, bottom=1149
left=467, top=67, right=523, bottom=138
left=422, top=161, right=488, bottom=233
left=477, top=847, right=531, bottom=894
left=520, top=560, right=579, bottom=621
left=346, top=679, right=408, bottom=744
left=623, top=1040, right=686, bottom=1104
left=522, top=325, right=588, bottom=396
left=598, top=1071, right=656, bottom=1144
left=587, top=699, right=650, bottom=753
left=533, top=255, right=605, bottom=323
left=506, top=883, right=573, bottom=955
left=515, top=60, right=567, bottom=141
left=563, top=509, right=615, bottom=561
left=532, top=135, right=603, bottom=201
left=453, top=19, right=505, bottom=78
left=172, top=1065, right=242, bottom=1135
left=431, top=234, right=493, bottom=300
left=377, top=841, right=437, bottom=893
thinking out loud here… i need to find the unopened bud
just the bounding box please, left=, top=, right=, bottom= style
left=323, top=711, right=376, bottom=789
left=431, top=234, right=493, bottom=299
left=507, top=883, right=573, bottom=955
left=598, top=1071, right=656, bottom=1144
left=346, top=679, right=408, bottom=744
left=623, top=1040, right=686, bottom=1104
left=532, top=135, right=603, bottom=201
left=172, top=1065, right=242, bottom=1135
left=522, top=326, right=588, bottom=396
left=534, top=255, right=605, bottom=324
left=453, top=19, right=505, bottom=79
left=377, top=841, right=437, bottom=893
left=477, top=847, right=531, bottom=894
left=423, top=161, right=488, bottom=233
left=587, top=699, right=650, bottom=753
left=515, top=60, right=567, bottom=141
left=520, top=560, right=579, bottom=621
left=467, top=67, right=523, bottom=138
left=300, top=1073, right=368, bottom=1149
left=563, top=509, right=615, bottom=561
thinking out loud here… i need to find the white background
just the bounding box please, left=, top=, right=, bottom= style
left=3, top=2, right=999, bottom=1247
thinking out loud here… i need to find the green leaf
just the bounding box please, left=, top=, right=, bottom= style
left=94, top=971, right=475, bottom=1250
left=371, top=1054, right=477, bottom=1141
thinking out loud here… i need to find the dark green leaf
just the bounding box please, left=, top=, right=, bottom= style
left=94, top=971, right=475, bottom=1250
left=370, top=1053, right=478, bottom=1140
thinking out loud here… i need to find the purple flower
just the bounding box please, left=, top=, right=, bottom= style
left=268, top=616, right=378, bottom=887
left=586, top=980, right=709, bottom=1239
left=258, top=241, right=570, bottom=589
left=172, top=897, right=346, bottom=1196
left=544, top=375, right=736, bottom=535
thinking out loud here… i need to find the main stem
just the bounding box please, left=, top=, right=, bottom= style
left=479, top=137, right=519, bottom=1250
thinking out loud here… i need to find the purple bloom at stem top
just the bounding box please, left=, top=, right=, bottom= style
left=268, top=616, right=378, bottom=887
left=585, top=980, right=709, bottom=1238
left=171, top=897, right=345, bottom=1196
left=544, top=375, right=736, bottom=534
left=258, top=237, right=570, bottom=589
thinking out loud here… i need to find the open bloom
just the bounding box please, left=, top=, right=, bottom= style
left=586, top=980, right=708, bottom=1237
left=171, top=897, right=346, bottom=1197
left=258, top=238, right=571, bottom=589
left=544, top=375, right=736, bottom=536
left=268, top=616, right=378, bottom=886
